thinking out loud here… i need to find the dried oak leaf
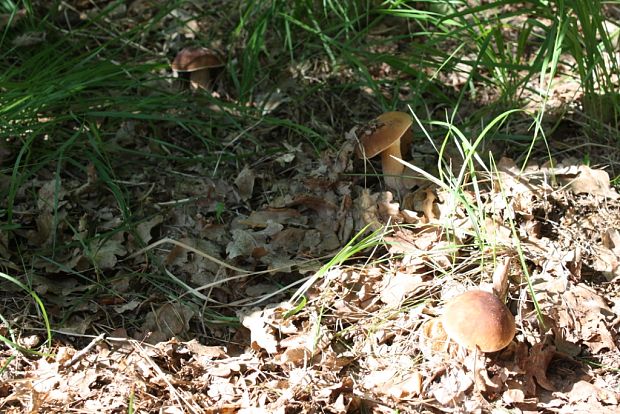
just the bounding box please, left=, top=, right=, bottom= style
left=91, top=235, right=127, bottom=269
left=430, top=366, right=474, bottom=405
left=363, top=369, right=423, bottom=400
left=380, top=272, right=425, bottom=307
left=558, top=164, right=619, bottom=199
left=567, top=380, right=619, bottom=405
left=37, top=179, right=68, bottom=212
left=135, top=215, right=163, bottom=244
left=141, top=302, right=195, bottom=343
left=522, top=343, right=557, bottom=395
left=560, top=284, right=617, bottom=354
left=589, top=228, right=620, bottom=280
left=234, top=165, right=256, bottom=201
left=240, top=304, right=295, bottom=354
left=239, top=208, right=306, bottom=228
left=354, top=189, right=380, bottom=230
left=226, top=229, right=259, bottom=259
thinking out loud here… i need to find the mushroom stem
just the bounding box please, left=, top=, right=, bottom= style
left=380, top=143, right=405, bottom=190
left=189, top=70, right=210, bottom=90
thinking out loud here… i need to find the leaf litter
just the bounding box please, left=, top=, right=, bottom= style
left=3, top=104, right=620, bottom=410
left=6, top=141, right=620, bottom=411
left=2, top=3, right=620, bottom=414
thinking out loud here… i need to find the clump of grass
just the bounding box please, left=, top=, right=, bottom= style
left=378, top=1, right=620, bottom=132
left=564, top=0, right=620, bottom=126
left=0, top=271, right=52, bottom=354
left=228, top=0, right=620, bottom=163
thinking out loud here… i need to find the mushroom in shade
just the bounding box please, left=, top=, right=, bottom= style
left=356, top=111, right=413, bottom=191
left=441, top=290, right=515, bottom=353
left=171, top=47, right=223, bottom=90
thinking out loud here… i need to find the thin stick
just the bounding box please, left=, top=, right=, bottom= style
left=62, top=333, right=105, bottom=368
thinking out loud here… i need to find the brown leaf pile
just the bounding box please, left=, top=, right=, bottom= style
left=3, top=148, right=619, bottom=412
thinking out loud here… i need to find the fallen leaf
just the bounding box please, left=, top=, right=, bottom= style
left=234, top=165, right=256, bottom=201
left=37, top=180, right=68, bottom=212
left=523, top=343, right=557, bottom=393
left=136, top=215, right=163, bottom=244
left=567, top=380, right=619, bottom=405
left=91, top=235, right=127, bottom=269
left=503, top=388, right=525, bottom=404
left=560, top=284, right=617, bottom=353
left=142, top=302, right=195, bottom=342
left=380, top=272, right=425, bottom=306
left=239, top=208, right=305, bottom=228
left=419, top=318, right=449, bottom=358
left=354, top=189, right=380, bottom=230
left=431, top=366, right=474, bottom=405
left=421, top=188, right=438, bottom=221
left=240, top=308, right=279, bottom=354
left=558, top=164, right=619, bottom=199
left=226, top=229, right=259, bottom=259
left=13, top=31, right=47, bottom=47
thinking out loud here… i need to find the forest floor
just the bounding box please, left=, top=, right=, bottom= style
left=1, top=1, right=619, bottom=413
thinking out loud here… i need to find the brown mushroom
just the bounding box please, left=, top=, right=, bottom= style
left=441, top=290, right=515, bottom=353
left=356, top=111, right=413, bottom=190
left=171, top=47, right=223, bottom=90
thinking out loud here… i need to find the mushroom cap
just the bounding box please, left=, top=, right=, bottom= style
left=356, top=111, right=412, bottom=158
left=171, top=47, right=223, bottom=72
left=441, top=290, right=515, bottom=353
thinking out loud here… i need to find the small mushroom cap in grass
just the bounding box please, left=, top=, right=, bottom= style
left=171, top=47, right=224, bottom=90
left=171, top=47, right=223, bottom=72
left=356, top=111, right=413, bottom=190
left=441, top=290, right=516, bottom=353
